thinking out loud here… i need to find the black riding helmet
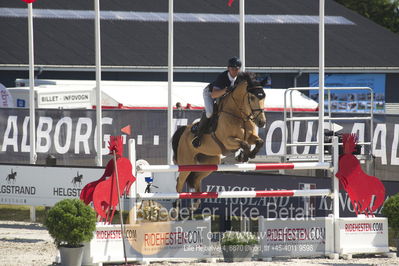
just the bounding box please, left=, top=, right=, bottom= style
left=227, top=56, right=242, bottom=68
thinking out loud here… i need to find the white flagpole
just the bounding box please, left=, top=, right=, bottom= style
left=95, top=0, right=103, bottom=166
left=239, top=0, right=245, bottom=71
left=167, top=0, right=174, bottom=164
left=318, top=0, right=325, bottom=162
left=28, top=3, right=36, bottom=164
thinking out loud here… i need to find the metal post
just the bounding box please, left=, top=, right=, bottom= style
left=239, top=0, right=245, bottom=71
left=28, top=3, right=36, bottom=165
left=167, top=0, right=174, bottom=165
left=94, top=0, right=103, bottom=166
left=128, top=139, right=137, bottom=224
left=318, top=0, right=325, bottom=162
left=332, top=136, right=339, bottom=219
left=30, top=206, right=36, bottom=222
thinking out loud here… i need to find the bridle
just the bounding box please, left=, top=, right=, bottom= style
left=247, top=86, right=265, bottom=121
left=221, top=85, right=265, bottom=123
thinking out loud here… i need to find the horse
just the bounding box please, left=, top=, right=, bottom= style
left=71, top=172, right=83, bottom=187
left=6, top=169, right=17, bottom=184
left=172, top=72, right=266, bottom=200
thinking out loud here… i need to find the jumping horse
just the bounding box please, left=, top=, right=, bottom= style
left=172, top=72, right=267, bottom=202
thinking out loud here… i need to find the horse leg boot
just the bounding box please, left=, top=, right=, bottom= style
left=191, top=113, right=210, bottom=148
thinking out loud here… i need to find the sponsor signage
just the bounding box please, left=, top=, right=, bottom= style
left=259, top=217, right=334, bottom=257
left=199, top=172, right=399, bottom=219
left=0, top=109, right=398, bottom=179
left=0, top=164, right=103, bottom=206
left=86, top=219, right=211, bottom=263
left=334, top=217, right=389, bottom=254
left=38, top=92, right=91, bottom=105
left=309, top=73, right=386, bottom=113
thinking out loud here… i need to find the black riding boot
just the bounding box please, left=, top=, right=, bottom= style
left=191, top=114, right=210, bottom=148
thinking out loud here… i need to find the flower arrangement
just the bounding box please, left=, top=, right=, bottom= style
left=136, top=201, right=169, bottom=222
left=221, top=231, right=258, bottom=246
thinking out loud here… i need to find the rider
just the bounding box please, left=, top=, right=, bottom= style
left=192, top=56, right=242, bottom=148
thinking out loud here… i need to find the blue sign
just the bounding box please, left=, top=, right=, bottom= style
left=16, top=99, right=26, bottom=107
left=309, top=74, right=386, bottom=113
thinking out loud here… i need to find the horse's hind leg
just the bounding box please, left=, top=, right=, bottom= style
left=176, top=171, right=191, bottom=193
left=189, top=155, right=221, bottom=210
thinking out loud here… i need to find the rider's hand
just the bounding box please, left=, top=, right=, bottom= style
left=226, top=86, right=234, bottom=92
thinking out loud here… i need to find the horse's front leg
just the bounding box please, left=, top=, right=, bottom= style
left=247, top=134, right=264, bottom=159
left=223, top=136, right=251, bottom=162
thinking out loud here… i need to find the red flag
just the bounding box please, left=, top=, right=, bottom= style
left=21, top=0, right=37, bottom=3
left=121, top=125, right=131, bottom=135
left=228, top=0, right=235, bottom=7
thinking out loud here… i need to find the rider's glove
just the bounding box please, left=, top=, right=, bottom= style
left=226, top=86, right=234, bottom=92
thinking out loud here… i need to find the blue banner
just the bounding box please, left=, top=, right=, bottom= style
left=309, top=74, right=386, bottom=113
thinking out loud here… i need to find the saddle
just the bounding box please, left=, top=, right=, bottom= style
left=191, top=103, right=219, bottom=134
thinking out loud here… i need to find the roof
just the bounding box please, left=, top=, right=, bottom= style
left=1, top=0, right=399, bottom=71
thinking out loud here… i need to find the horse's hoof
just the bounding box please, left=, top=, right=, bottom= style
left=235, top=153, right=243, bottom=162
left=191, top=200, right=201, bottom=211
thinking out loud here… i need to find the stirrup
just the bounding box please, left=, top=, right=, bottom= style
left=192, top=136, right=201, bottom=148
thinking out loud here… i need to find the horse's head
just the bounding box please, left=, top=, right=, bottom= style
left=233, top=72, right=267, bottom=128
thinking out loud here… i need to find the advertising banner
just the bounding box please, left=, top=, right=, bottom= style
left=334, top=217, right=389, bottom=254
left=309, top=73, right=386, bottom=113
left=199, top=172, right=399, bottom=219
left=87, top=219, right=211, bottom=263
left=259, top=217, right=334, bottom=257
left=0, top=164, right=103, bottom=206
left=0, top=108, right=398, bottom=180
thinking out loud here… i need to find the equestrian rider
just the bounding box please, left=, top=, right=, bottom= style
left=192, top=56, right=242, bottom=148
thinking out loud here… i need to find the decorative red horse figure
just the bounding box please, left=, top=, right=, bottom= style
left=335, top=133, right=385, bottom=216
left=80, top=136, right=136, bottom=223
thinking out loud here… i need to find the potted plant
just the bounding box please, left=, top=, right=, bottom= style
left=382, top=193, right=399, bottom=253
left=45, top=198, right=96, bottom=266
left=221, top=231, right=258, bottom=262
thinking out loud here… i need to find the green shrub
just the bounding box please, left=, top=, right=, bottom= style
left=382, top=193, right=399, bottom=238
left=221, top=231, right=258, bottom=246
left=45, top=199, right=96, bottom=248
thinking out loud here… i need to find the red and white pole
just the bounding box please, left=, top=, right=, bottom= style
left=138, top=189, right=331, bottom=200
left=137, top=162, right=331, bottom=173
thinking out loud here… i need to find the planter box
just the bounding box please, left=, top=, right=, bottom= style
left=222, top=244, right=255, bottom=262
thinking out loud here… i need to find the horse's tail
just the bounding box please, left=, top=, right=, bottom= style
left=172, top=126, right=186, bottom=163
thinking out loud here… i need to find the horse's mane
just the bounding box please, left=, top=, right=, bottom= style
left=236, top=72, right=265, bottom=89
